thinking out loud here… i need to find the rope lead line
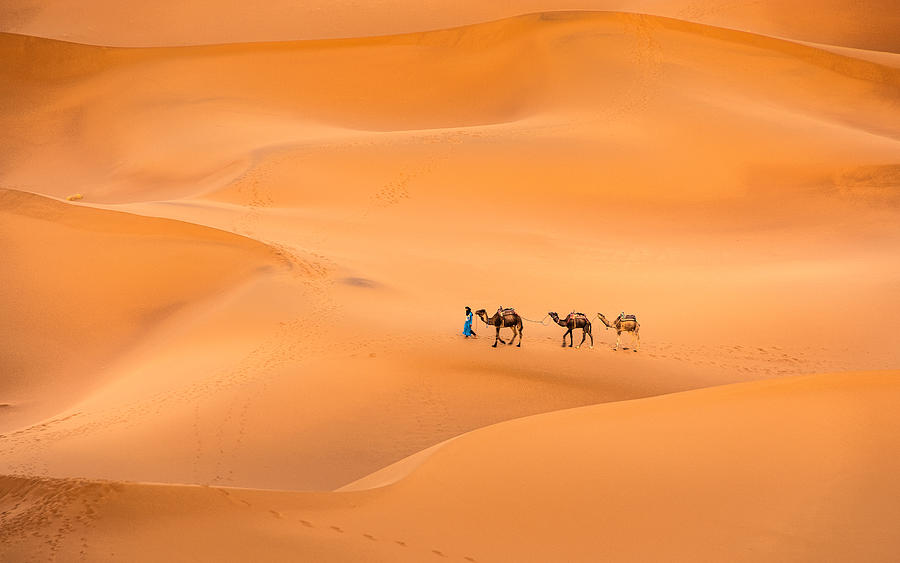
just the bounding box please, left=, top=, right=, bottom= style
left=474, top=312, right=548, bottom=327
left=521, top=314, right=549, bottom=325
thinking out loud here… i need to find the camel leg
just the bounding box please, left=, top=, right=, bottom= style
left=562, top=328, right=571, bottom=347
left=508, top=326, right=518, bottom=347
left=577, top=327, right=587, bottom=349
left=586, top=325, right=594, bottom=349
left=517, top=324, right=523, bottom=347
left=633, top=328, right=640, bottom=352
left=493, top=326, right=502, bottom=347
left=614, top=330, right=621, bottom=351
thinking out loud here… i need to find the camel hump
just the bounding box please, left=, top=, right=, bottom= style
left=566, top=312, right=588, bottom=321
left=499, top=307, right=517, bottom=316
left=617, top=314, right=637, bottom=323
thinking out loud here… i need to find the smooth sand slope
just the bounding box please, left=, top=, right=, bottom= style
left=2, top=372, right=898, bottom=561
left=1, top=5, right=899, bottom=562
left=2, top=0, right=899, bottom=52
left=0, top=189, right=282, bottom=431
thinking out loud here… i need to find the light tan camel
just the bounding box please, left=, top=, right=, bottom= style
left=596, top=313, right=640, bottom=351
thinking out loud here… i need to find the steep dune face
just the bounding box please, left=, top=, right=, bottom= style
left=0, top=190, right=281, bottom=431
left=2, top=372, right=898, bottom=561
left=2, top=0, right=898, bottom=51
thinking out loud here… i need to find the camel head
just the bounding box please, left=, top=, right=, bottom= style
left=549, top=312, right=569, bottom=327
left=597, top=313, right=610, bottom=330
left=474, top=309, right=488, bottom=320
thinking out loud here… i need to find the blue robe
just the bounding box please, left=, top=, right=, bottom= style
left=463, top=312, right=474, bottom=336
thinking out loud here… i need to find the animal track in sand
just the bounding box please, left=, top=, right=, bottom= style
left=192, top=402, right=204, bottom=484
left=677, top=0, right=763, bottom=22
left=277, top=513, right=477, bottom=561
left=0, top=478, right=109, bottom=561
left=372, top=173, right=412, bottom=207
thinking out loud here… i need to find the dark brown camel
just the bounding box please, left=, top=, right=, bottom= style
left=474, top=309, right=524, bottom=348
left=548, top=312, right=593, bottom=349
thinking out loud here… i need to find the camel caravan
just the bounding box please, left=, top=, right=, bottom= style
left=471, top=307, right=640, bottom=351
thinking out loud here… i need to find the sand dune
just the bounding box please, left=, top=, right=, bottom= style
left=2, top=1, right=899, bottom=52
left=2, top=6, right=899, bottom=492
left=0, top=189, right=281, bottom=431
left=3, top=12, right=898, bottom=348
left=3, top=371, right=898, bottom=561
left=2, top=13, right=898, bottom=207
left=1, top=4, right=899, bottom=561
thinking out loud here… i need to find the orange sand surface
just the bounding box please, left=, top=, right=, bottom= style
left=1, top=2, right=899, bottom=561
left=3, top=372, right=898, bottom=561
left=2, top=1, right=898, bottom=51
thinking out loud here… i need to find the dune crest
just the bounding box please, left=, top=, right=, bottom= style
left=1, top=0, right=898, bottom=52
